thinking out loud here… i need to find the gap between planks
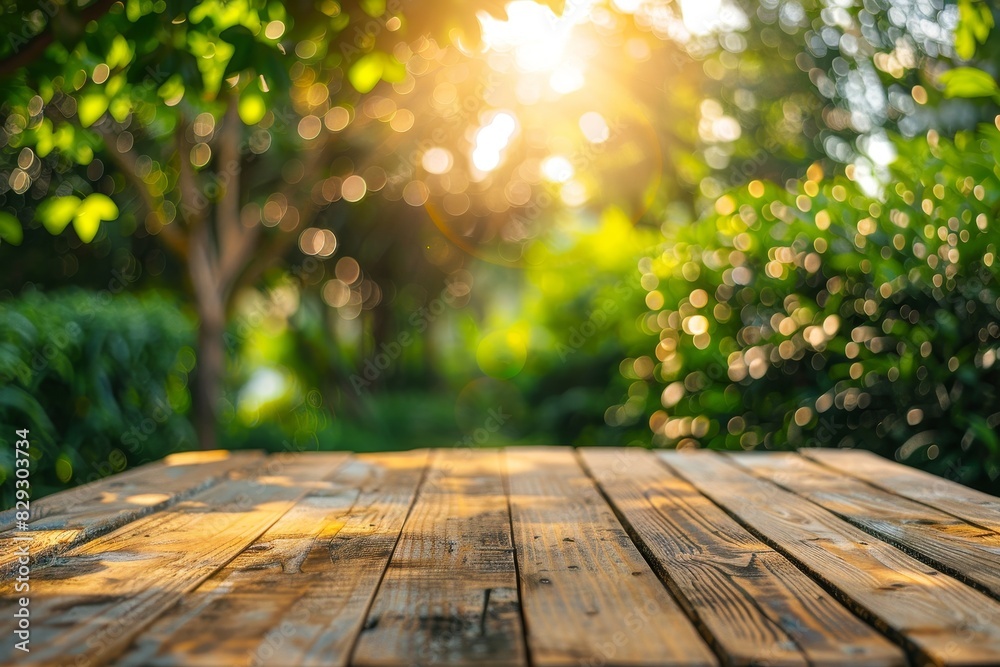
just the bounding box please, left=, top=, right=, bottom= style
left=0, top=452, right=351, bottom=667
left=660, top=449, right=1000, bottom=667
left=0, top=450, right=265, bottom=576
left=504, top=446, right=716, bottom=667
left=801, top=448, right=1000, bottom=535
left=351, top=449, right=525, bottom=667
left=118, top=450, right=430, bottom=667
left=728, top=451, right=1000, bottom=602
left=580, top=447, right=903, bottom=667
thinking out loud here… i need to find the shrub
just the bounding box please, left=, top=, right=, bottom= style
left=645, top=123, right=1000, bottom=491
left=0, top=289, right=196, bottom=505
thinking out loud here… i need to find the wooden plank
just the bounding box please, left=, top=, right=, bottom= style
left=117, top=450, right=429, bottom=667
left=0, top=450, right=263, bottom=531
left=352, top=449, right=525, bottom=667
left=802, top=448, right=1000, bottom=533
left=505, top=447, right=716, bottom=667
left=0, top=452, right=350, bottom=667
left=661, top=450, right=1000, bottom=666
left=730, top=452, right=1000, bottom=599
left=0, top=450, right=264, bottom=577
left=581, top=448, right=903, bottom=667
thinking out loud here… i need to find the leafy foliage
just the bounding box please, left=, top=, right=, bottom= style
left=645, top=122, right=1000, bottom=489
left=2, top=0, right=1000, bottom=499
left=0, top=290, right=195, bottom=505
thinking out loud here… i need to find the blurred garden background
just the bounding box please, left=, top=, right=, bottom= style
left=1, top=0, right=999, bottom=504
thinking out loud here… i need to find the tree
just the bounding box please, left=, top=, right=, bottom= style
left=637, top=1, right=1000, bottom=489
left=0, top=0, right=562, bottom=448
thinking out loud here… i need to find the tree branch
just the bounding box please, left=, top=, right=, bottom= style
left=227, top=226, right=298, bottom=308
left=175, top=115, right=209, bottom=231
left=93, top=119, right=189, bottom=259
left=226, top=137, right=331, bottom=306
left=216, top=94, right=258, bottom=299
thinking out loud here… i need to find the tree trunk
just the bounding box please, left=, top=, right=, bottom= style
left=189, top=222, right=225, bottom=451
left=193, top=308, right=225, bottom=450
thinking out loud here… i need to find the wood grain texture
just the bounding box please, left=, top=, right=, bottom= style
left=0, top=450, right=264, bottom=576
left=117, top=450, right=429, bottom=667
left=0, top=452, right=349, bottom=667
left=505, top=447, right=716, bottom=667
left=352, top=449, right=525, bottom=667
left=662, top=450, right=1000, bottom=666
left=729, top=452, right=1000, bottom=599
left=582, top=448, right=903, bottom=667
left=802, top=448, right=1000, bottom=533
left=8, top=447, right=1000, bottom=667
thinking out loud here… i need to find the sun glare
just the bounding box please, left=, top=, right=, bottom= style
left=422, top=147, right=454, bottom=175
left=479, top=0, right=595, bottom=74
left=679, top=0, right=747, bottom=36
left=541, top=155, right=574, bottom=183
left=428, top=0, right=663, bottom=264
left=549, top=65, right=585, bottom=94
left=472, top=112, right=518, bottom=173
left=579, top=112, right=610, bottom=143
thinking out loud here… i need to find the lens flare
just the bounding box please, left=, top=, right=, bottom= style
left=480, top=1, right=567, bottom=72
left=422, top=147, right=454, bottom=175
left=541, top=155, right=574, bottom=183
left=471, top=112, right=518, bottom=174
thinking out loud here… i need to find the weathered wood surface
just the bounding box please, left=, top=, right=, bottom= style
left=506, top=447, right=715, bottom=667
left=119, top=451, right=427, bottom=667
left=802, top=448, right=1000, bottom=533
left=0, top=453, right=349, bottom=667
left=352, top=449, right=524, bottom=667
left=0, top=450, right=263, bottom=576
left=662, top=450, right=1000, bottom=666
left=3, top=447, right=1000, bottom=667
left=731, top=452, right=1000, bottom=598
left=581, top=448, right=902, bottom=667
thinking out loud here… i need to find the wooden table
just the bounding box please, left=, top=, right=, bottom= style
left=3, top=447, right=1000, bottom=666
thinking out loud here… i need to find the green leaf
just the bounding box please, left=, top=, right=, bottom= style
left=348, top=53, right=384, bottom=94
left=381, top=56, right=407, bottom=83
left=238, top=86, right=268, bottom=125
left=955, top=29, right=976, bottom=61
left=109, top=96, right=132, bottom=123
left=221, top=25, right=257, bottom=76
left=940, top=67, right=999, bottom=98
left=360, top=0, right=386, bottom=17
left=261, top=58, right=291, bottom=92
left=34, top=119, right=55, bottom=157
left=78, top=93, right=109, bottom=127
left=956, top=0, right=995, bottom=59
left=106, top=34, right=133, bottom=69
left=73, top=214, right=101, bottom=243
left=0, top=386, right=56, bottom=435
left=0, top=212, right=22, bottom=246
left=73, top=194, right=119, bottom=243
left=36, top=196, right=81, bottom=234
